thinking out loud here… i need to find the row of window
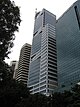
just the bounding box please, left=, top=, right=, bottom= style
left=48, top=72, right=57, bottom=77
left=48, top=76, right=57, bottom=81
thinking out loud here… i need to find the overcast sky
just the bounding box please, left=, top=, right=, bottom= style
left=5, top=0, right=77, bottom=64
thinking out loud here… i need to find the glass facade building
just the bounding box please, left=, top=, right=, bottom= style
left=28, top=9, right=58, bottom=95
left=56, top=0, right=80, bottom=91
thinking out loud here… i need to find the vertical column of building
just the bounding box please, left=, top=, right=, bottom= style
left=39, top=25, right=48, bottom=94
left=39, top=24, right=57, bottom=95
left=39, top=10, right=57, bottom=95
left=28, top=10, right=43, bottom=93
left=47, top=24, right=57, bottom=94
left=28, top=31, right=42, bottom=93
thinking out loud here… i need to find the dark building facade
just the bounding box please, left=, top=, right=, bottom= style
left=10, top=60, right=18, bottom=78
left=56, top=0, right=80, bottom=91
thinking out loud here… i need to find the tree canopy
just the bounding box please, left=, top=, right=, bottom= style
left=0, top=0, right=21, bottom=61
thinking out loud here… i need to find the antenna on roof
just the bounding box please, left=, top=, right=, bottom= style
left=35, top=8, right=37, bottom=19
left=35, top=8, right=37, bottom=14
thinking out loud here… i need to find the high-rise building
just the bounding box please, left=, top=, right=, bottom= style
left=13, top=61, right=18, bottom=79
left=10, top=60, right=18, bottom=78
left=56, top=0, right=80, bottom=91
left=28, top=9, right=57, bottom=95
left=16, top=43, right=31, bottom=85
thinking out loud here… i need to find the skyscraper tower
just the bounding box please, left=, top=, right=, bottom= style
left=16, top=43, right=31, bottom=85
left=56, top=0, right=80, bottom=91
left=28, top=9, right=57, bottom=95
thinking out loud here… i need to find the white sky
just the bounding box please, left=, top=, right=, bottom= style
left=5, top=0, right=77, bottom=64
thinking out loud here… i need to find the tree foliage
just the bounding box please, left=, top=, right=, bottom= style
left=0, top=80, right=30, bottom=107
left=0, top=61, right=12, bottom=87
left=15, top=93, right=49, bottom=107
left=0, top=0, right=21, bottom=60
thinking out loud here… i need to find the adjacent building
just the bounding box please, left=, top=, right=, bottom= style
left=56, top=0, right=80, bottom=91
left=13, top=61, right=18, bottom=79
left=28, top=9, right=58, bottom=95
left=16, top=43, right=31, bottom=85
left=10, top=60, right=18, bottom=78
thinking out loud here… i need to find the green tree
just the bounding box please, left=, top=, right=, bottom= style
left=0, top=80, right=30, bottom=107
left=0, top=0, right=21, bottom=61
left=15, top=93, right=48, bottom=107
left=0, top=61, right=12, bottom=87
left=50, top=85, right=80, bottom=107
left=67, top=84, right=80, bottom=107
left=51, top=92, right=66, bottom=107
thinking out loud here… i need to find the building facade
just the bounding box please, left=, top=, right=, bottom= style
left=10, top=60, right=18, bottom=78
left=28, top=9, right=57, bottom=95
left=56, top=0, right=80, bottom=91
left=16, top=43, right=31, bottom=85
left=13, top=61, right=18, bottom=79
